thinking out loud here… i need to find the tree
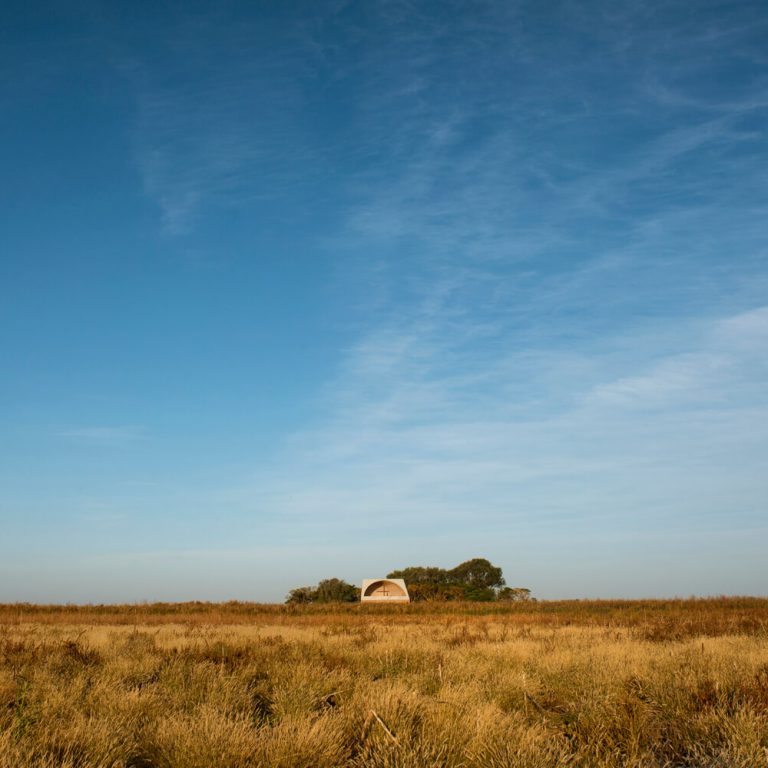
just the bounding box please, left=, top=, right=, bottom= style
left=285, top=578, right=359, bottom=604
left=461, top=585, right=497, bottom=602
left=497, top=587, right=531, bottom=602
left=285, top=586, right=317, bottom=604
left=387, top=566, right=450, bottom=585
left=314, top=578, right=359, bottom=603
left=388, top=557, right=511, bottom=601
left=408, top=583, right=465, bottom=602
left=448, top=558, right=505, bottom=590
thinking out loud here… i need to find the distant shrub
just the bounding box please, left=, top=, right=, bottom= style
left=497, top=587, right=532, bottom=602
left=315, top=578, right=359, bottom=603
left=285, top=578, right=358, bottom=604
left=408, top=584, right=466, bottom=602
left=285, top=586, right=317, bottom=605
left=389, top=558, right=515, bottom=602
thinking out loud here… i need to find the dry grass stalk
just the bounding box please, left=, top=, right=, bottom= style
left=369, top=710, right=399, bottom=745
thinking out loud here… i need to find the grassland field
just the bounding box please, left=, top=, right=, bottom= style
left=1, top=598, right=767, bottom=767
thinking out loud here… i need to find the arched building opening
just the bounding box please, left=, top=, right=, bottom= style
left=360, top=578, right=410, bottom=603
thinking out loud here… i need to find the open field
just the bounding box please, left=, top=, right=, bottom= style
left=1, top=599, right=767, bottom=767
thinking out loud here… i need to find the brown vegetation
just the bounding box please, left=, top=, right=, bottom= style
left=1, top=598, right=767, bottom=767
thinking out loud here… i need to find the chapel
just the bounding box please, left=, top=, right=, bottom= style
left=360, top=578, right=410, bottom=603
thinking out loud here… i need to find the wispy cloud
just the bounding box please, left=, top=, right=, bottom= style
left=111, top=2, right=768, bottom=541
left=60, top=1, right=767, bottom=597
left=121, top=13, right=322, bottom=234
left=55, top=426, right=149, bottom=444
left=241, top=292, right=768, bottom=553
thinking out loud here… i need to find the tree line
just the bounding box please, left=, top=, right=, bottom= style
left=285, top=558, right=531, bottom=604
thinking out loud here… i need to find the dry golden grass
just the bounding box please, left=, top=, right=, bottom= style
left=1, top=599, right=767, bottom=767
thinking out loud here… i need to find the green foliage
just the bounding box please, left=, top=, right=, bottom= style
left=387, top=566, right=451, bottom=585
left=285, top=578, right=358, bottom=604
left=497, top=587, right=532, bottom=602
left=285, top=586, right=316, bottom=605
left=408, top=584, right=466, bottom=602
left=448, top=558, right=505, bottom=589
left=389, top=558, right=509, bottom=602
left=315, top=578, right=358, bottom=603
left=461, top=585, right=497, bottom=602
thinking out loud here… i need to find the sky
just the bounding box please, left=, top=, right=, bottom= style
left=1, top=0, right=767, bottom=603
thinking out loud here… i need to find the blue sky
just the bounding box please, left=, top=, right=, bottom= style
left=1, top=1, right=766, bottom=602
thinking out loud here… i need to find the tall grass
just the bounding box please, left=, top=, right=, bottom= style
left=3, top=597, right=767, bottom=637
left=1, top=599, right=767, bottom=767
